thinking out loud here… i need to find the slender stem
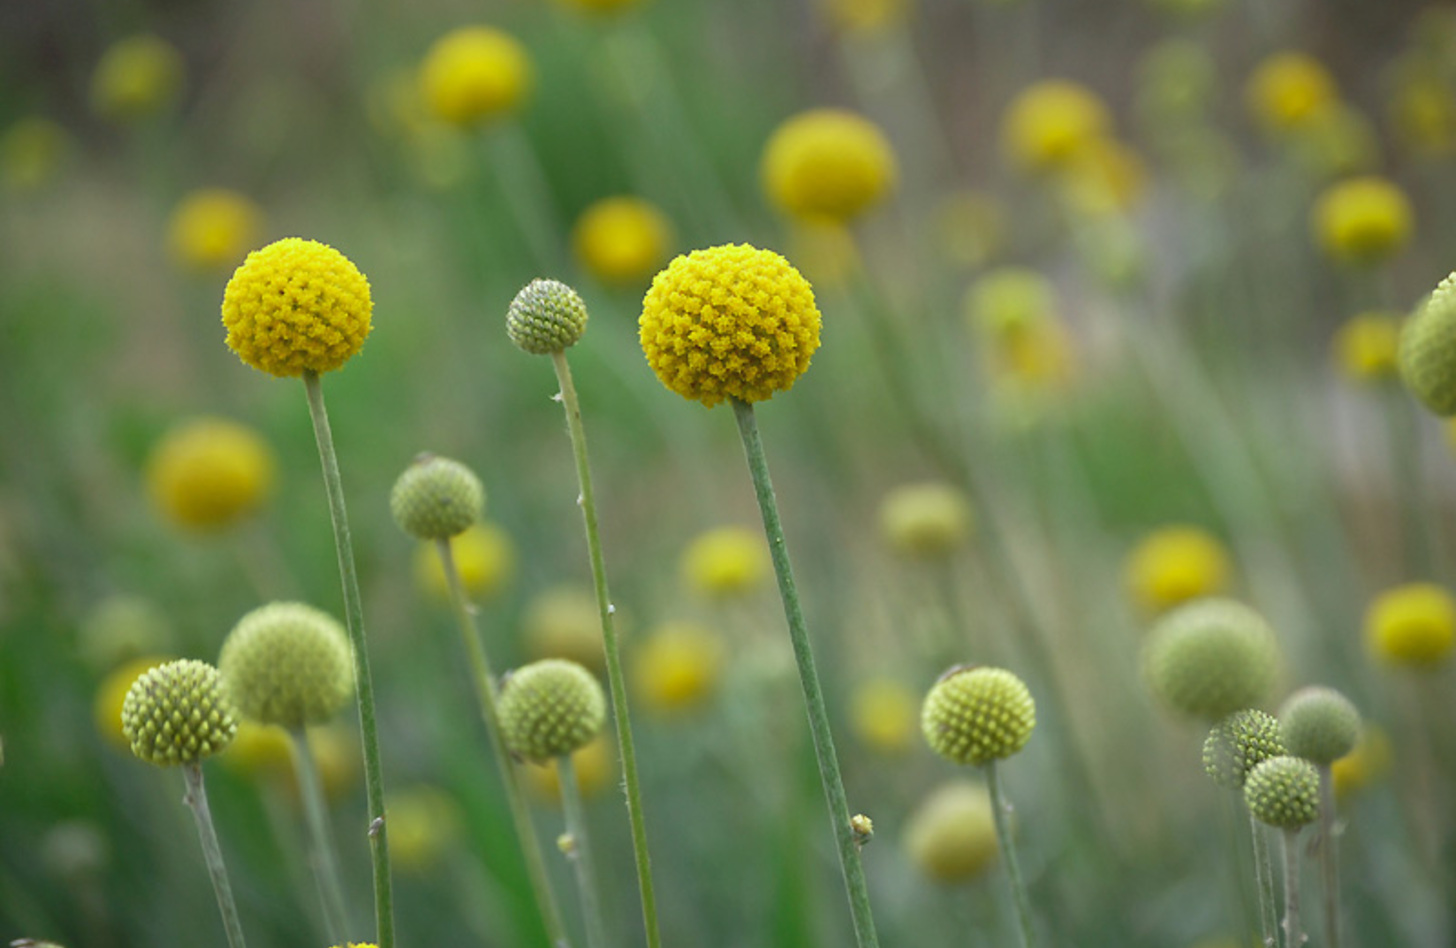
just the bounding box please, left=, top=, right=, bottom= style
left=730, top=397, right=881, bottom=948
left=301, top=370, right=395, bottom=948
left=289, top=728, right=351, bottom=944
left=1318, top=766, right=1342, bottom=948
left=1250, top=811, right=1278, bottom=946
left=182, top=762, right=248, bottom=948
left=435, top=539, right=572, bottom=948
left=550, top=350, right=662, bottom=948
left=987, top=760, right=1035, bottom=948
left=560, top=755, right=610, bottom=948
left=1282, top=829, right=1303, bottom=948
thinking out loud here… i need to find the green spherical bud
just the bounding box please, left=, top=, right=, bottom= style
left=219, top=602, right=354, bottom=729
left=1278, top=686, right=1361, bottom=765
left=1244, top=755, right=1321, bottom=828
left=121, top=659, right=238, bottom=766
left=507, top=279, right=588, bottom=355
left=921, top=666, right=1036, bottom=766
left=1142, top=598, right=1280, bottom=720
left=390, top=454, right=485, bottom=541
left=1400, top=275, right=1456, bottom=416
left=498, top=659, right=606, bottom=762
left=1203, top=709, right=1285, bottom=789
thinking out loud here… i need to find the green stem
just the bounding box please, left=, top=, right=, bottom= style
left=730, top=397, right=881, bottom=948
left=987, top=760, right=1035, bottom=948
left=289, top=728, right=351, bottom=944
left=550, top=351, right=662, bottom=948
left=435, top=539, right=572, bottom=948
left=1318, top=766, right=1341, bottom=948
left=560, top=755, right=610, bottom=948
left=1282, top=829, right=1302, bottom=948
left=301, top=370, right=395, bottom=948
left=182, top=762, right=249, bottom=948
left=1250, top=810, right=1279, bottom=947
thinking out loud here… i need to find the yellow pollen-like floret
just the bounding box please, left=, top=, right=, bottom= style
left=419, top=26, right=531, bottom=127
left=1365, top=583, right=1456, bottom=667
left=761, top=109, right=897, bottom=223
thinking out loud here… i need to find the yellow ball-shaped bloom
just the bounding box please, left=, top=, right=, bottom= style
left=221, top=237, right=372, bottom=377
left=819, top=0, right=914, bottom=34
left=1312, top=176, right=1414, bottom=266
left=880, top=482, right=973, bottom=559
left=965, top=267, right=1056, bottom=341
left=1001, top=80, right=1110, bottom=175
left=520, top=735, right=614, bottom=803
left=91, top=35, right=184, bottom=122
left=1060, top=137, right=1148, bottom=216
left=1365, top=583, right=1456, bottom=667
left=681, top=526, right=769, bottom=597
left=761, top=109, right=897, bottom=223
left=573, top=197, right=673, bottom=285
left=219, top=720, right=295, bottom=782
left=1124, top=526, right=1232, bottom=614
left=1, top=118, right=69, bottom=192
left=1246, top=52, right=1337, bottom=134
left=1331, top=724, right=1392, bottom=800
left=633, top=622, right=724, bottom=712
left=640, top=244, right=821, bottom=407
left=168, top=189, right=264, bottom=272
left=419, top=27, right=531, bottom=127
left=94, top=656, right=170, bottom=750
left=523, top=585, right=604, bottom=671
left=146, top=418, right=275, bottom=532
left=415, top=522, right=516, bottom=602
left=849, top=677, right=918, bottom=754
left=903, top=781, right=999, bottom=882
left=1332, top=312, right=1402, bottom=383
left=387, top=786, right=463, bottom=873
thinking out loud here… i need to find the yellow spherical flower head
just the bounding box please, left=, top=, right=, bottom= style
left=681, top=525, right=769, bottom=597
left=640, top=244, right=821, bottom=407
left=1365, top=582, right=1456, bottom=667
left=903, top=781, right=998, bottom=882
left=219, top=720, right=294, bottom=782
left=1, top=118, right=69, bottom=192
left=391, top=454, right=484, bottom=541
left=420, top=27, right=531, bottom=127
left=91, top=35, right=184, bottom=122
left=819, top=0, right=914, bottom=34
left=302, top=724, right=361, bottom=801
left=761, top=109, right=897, bottom=223
left=880, top=482, right=974, bottom=559
left=1060, top=138, right=1149, bottom=217
left=523, top=584, right=605, bottom=670
left=922, top=666, right=1036, bottom=766
left=1246, top=52, right=1337, bottom=134
left=387, top=786, right=463, bottom=874
left=1312, top=176, right=1414, bottom=266
left=121, top=659, right=238, bottom=766
left=1124, top=525, right=1232, bottom=614
left=146, top=417, right=276, bottom=532
left=95, top=656, right=171, bottom=750
left=521, top=735, right=614, bottom=803
left=573, top=196, right=673, bottom=285
left=964, top=267, right=1056, bottom=341
left=222, top=238, right=371, bottom=377
left=168, top=189, right=264, bottom=272
left=416, top=522, right=516, bottom=602
left=850, top=676, right=918, bottom=754
left=1001, top=80, right=1110, bottom=175
left=633, top=621, right=724, bottom=712
left=1332, top=312, right=1402, bottom=384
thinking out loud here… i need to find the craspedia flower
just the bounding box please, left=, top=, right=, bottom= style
left=903, top=781, right=998, bottom=882
left=1388, top=64, right=1456, bottom=159
left=1244, top=755, right=1320, bottom=828
left=146, top=417, right=275, bottom=532
left=921, top=666, right=1036, bottom=766
left=1333, top=312, right=1402, bottom=383
left=1364, top=582, right=1456, bottom=666
left=221, top=237, right=372, bottom=378
left=415, top=522, right=515, bottom=601
left=1246, top=52, right=1337, bottom=134
left=523, top=585, right=605, bottom=670
left=390, top=454, right=485, bottom=541
left=1312, top=176, right=1414, bottom=265
left=850, top=676, right=919, bottom=754
left=168, top=189, right=263, bottom=271
left=1291, top=104, right=1379, bottom=180
left=632, top=621, right=724, bottom=712
left=1, top=117, right=69, bottom=192
left=639, top=244, right=821, bottom=407
left=964, top=267, right=1056, bottom=340
left=681, top=525, right=768, bottom=597
left=121, top=659, right=238, bottom=765
left=879, top=482, right=974, bottom=559
left=498, top=659, right=607, bottom=763
left=95, top=656, right=171, bottom=750
left=573, top=197, right=673, bottom=285
left=761, top=109, right=897, bottom=223
left=1001, top=80, right=1110, bottom=175
left=520, top=735, right=614, bottom=802
left=419, top=26, right=531, bottom=127
left=1142, top=598, right=1280, bottom=720
left=218, top=602, right=354, bottom=729
left=1400, top=276, right=1456, bottom=416
left=1124, top=525, right=1232, bottom=614
left=1202, top=709, right=1285, bottom=790
left=1278, top=686, right=1360, bottom=765
left=90, top=35, right=184, bottom=122
left=506, top=279, right=589, bottom=354
left=299, top=724, right=361, bottom=802
left=219, top=720, right=294, bottom=782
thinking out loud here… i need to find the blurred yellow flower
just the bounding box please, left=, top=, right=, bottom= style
left=1124, top=526, right=1231, bottom=614
left=420, top=27, right=531, bottom=127
left=934, top=190, right=1003, bottom=270
left=167, top=189, right=264, bottom=272
left=681, top=526, right=769, bottom=598
left=523, top=585, right=604, bottom=670
left=520, top=735, right=614, bottom=803
left=1312, top=176, right=1414, bottom=266
left=146, top=417, right=275, bottom=532
left=1290, top=104, right=1379, bottom=181
left=300, top=724, right=360, bottom=802
left=964, top=267, right=1055, bottom=340
left=1331, top=724, right=1392, bottom=799
left=387, top=786, right=463, bottom=873
left=991, top=319, right=1077, bottom=391
left=572, top=196, right=673, bottom=285
left=1, top=118, right=68, bottom=192
left=78, top=595, right=174, bottom=672
left=819, top=0, right=914, bottom=34
left=1366, top=583, right=1456, bottom=667
left=849, top=677, right=917, bottom=754
left=633, top=621, right=724, bottom=712
left=219, top=720, right=295, bottom=782
left=94, top=656, right=170, bottom=750
left=879, top=482, right=973, bottom=559
left=1332, top=312, right=1402, bottom=383
left=1001, top=80, right=1110, bottom=174
left=1060, top=137, right=1148, bottom=216
left=1388, top=63, right=1456, bottom=159
left=761, top=109, right=897, bottom=223
left=91, top=35, right=184, bottom=122
left=787, top=221, right=862, bottom=289
left=1246, top=52, right=1337, bottom=134
left=903, top=781, right=999, bottom=882
left=415, top=522, right=516, bottom=602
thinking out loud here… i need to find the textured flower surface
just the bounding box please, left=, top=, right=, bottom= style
left=507, top=279, right=588, bottom=354
left=121, top=659, right=238, bottom=765
left=420, top=27, right=530, bottom=126
left=1279, top=686, right=1360, bottom=764
left=1244, top=755, right=1320, bottom=828
left=761, top=109, right=896, bottom=222
left=921, top=666, right=1036, bottom=766
left=1400, top=276, right=1456, bottom=417
left=1364, top=582, right=1456, bottom=665
left=219, top=602, right=354, bottom=728
left=1202, top=709, right=1285, bottom=790
left=1142, top=597, right=1279, bottom=720
left=640, top=244, right=821, bottom=407
left=391, top=454, right=485, bottom=541
left=499, top=659, right=607, bottom=762
left=147, top=417, right=275, bottom=531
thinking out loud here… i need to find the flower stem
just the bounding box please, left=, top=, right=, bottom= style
left=1281, top=828, right=1303, bottom=948
left=1318, top=766, right=1342, bottom=948
left=435, top=538, right=571, bottom=948
left=1250, top=810, right=1278, bottom=946
left=301, top=370, right=396, bottom=948
left=550, top=350, right=662, bottom=948
left=182, top=762, right=248, bottom=948
left=730, top=397, right=881, bottom=948
left=560, top=754, right=610, bottom=948
left=987, top=760, right=1035, bottom=948
left=289, top=727, right=351, bottom=944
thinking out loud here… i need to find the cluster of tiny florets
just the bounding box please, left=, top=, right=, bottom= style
left=921, top=666, right=1036, bottom=766
left=1142, top=597, right=1279, bottom=720
left=498, top=659, right=607, bottom=762
left=218, top=602, right=354, bottom=729
left=390, top=454, right=485, bottom=541
left=1278, top=686, right=1361, bottom=765
left=507, top=279, right=589, bottom=354
left=121, top=659, right=238, bottom=766
left=1202, top=709, right=1285, bottom=790
left=1244, top=755, right=1321, bottom=828
left=1400, top=273, right=1456, bottom=416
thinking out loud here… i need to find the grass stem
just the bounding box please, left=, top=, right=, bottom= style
left=1250, top=810, right=1278, bottom=946
left=1318, top=766, right=1342, bottom=948
left=289, top=727, right=351, bottom=944
left=1281, top=828, right=1303, bottom=948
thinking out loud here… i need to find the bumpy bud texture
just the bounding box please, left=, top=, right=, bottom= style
left=121, top=659, right=238, bottom=766
left=1400, top=274, right=1456, bottom=416
left=1278, top=686, right=1361, bottom=765
left=1142, top=597, right=1280, bottom=720
left=921, top=666, right=1036, bottom=766
left=391, top=454, right=485, bottom=541
left=507, top=279, right=589, bottom=354
left=498, top=659, right=607, bottom=762
left=1203, top=709, right=1285, bottom=790
left=1244, top=755, right=1321, bottom=828
left=219, top=602, right=354, bottom=729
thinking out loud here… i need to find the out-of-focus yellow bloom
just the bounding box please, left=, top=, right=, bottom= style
left=1332, top=312, right=1402, bottom=383
left=1001, top=80, right=1110, bottom=175
left=1331, top=724, right=1392, bottom=800
left=1366, top=583, right=1456, bottom=667
left=681, top=526, right=769, bottom=597
left=1290, top=105, right=1379, bottom=181
left=1136, top=39, right=1217, bottom=128
left=167, top=189, right=264, bottom=272
left=419, top=27, right=531, bottom=127
left=220, top=721, right=295, bottom=782
left=1125, top=526, right=1232, bottom=614
left=415, top=523, right=515, bottom=602
left=520, top=735, right=613, bottom=803
left=1389, top=67, right=1456, bottom=159
left=761, top=109, right=897, bottom=223
left=91, top=35, right=184, bottom=122
left=934, top=190, right=1003, bottom=269
left=523, top=585, right=604, bottom=670
left=95, top=656, right=170, bottom=750
left=991, top=318, right=1077, bottom=391
left=388, top=786, right=463, bottom=873
left=879, top=482, right=973, bottom=558
left=849, top=677, right=917, bottom=753
left=146, top=418, right=275, bottom=532
left=78, top=595, right=174, bottom=672
left=303, top=724, right=360, bottom=802
left=964, top=267, right=1056, bottom=340
left=1312, top=176, right=1414, bottom=266
left=1247, top=52, right=1337, bottom=134
left=1060, top=137, right=1148, bottom=216
left=633, top=622, right=723, bottom=712
left=572, top=197, right=673, bottom=285
left=819, top=0, right=914, bottom=34
left=787, top=221, right=862, bottom=289
left=1, top=118, right=68, bottom=192
left=903, top=781, right=999, bottom=882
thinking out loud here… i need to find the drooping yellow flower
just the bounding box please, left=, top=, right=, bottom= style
left=415, top=522, right=516, bottom=602
left=1312, top=176, right=1414, bottom=265
left=419, top=27, right=531, bottom=127
left=761, top=109, right=897, bottom=223
left=572, top=196, right=673, bottom=285
left=387, top=786, right=463, bottom=873
left=1124, top=526, right=1232, bottom=614
left=818, top=0, right=915, bottom=35
left=879, top=482, right=973, bottom=558
left=1, top=118, right=69, bottom=192
left=934, top=190, right=1003, bottom=269
left=523, top=584, right=604, bottom=671
left=168, top=189, right=264, bottom=271
left=94, top=656, right=170, bottom=750
left=1001, top=80, right=1110, bottom=174
left=1365, top=583, right=1456, bottom=667
left=90, top=35, right=184, bottom=122
left=1331, top=724, right=1392, bottom=800
left=849, top=677, right=918, bottom=754
left=146, top=417, right=275, bottom=532
left=633, top=622, right=724, bottom=712
left=681, top=526, right=769, bottom=597
left=1246, top=52, right=1337, bottom=134
left=519, top=735, right=614, bottom=803
left=1332, top=312, right=1402, bottom=384
left=903, top=781, right=999, bottom=882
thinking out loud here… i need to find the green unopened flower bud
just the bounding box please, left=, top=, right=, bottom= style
left=390, top=454, right=485, bottom=541
left=1244, top=755, right=1320, bottom=828
left=121, top=659, right=238, bottom=765
left=219, top=602, right=354, bottom=729
left=921, top=665, right=1036, bottom=766
left=1142, top=597, right=1280, bottom=720
left=507, top=279, right=588, bottom=355
left=498, top=659, right=606, bottom=762
left=1400, top=274, right=1456, bottom=416
left=1203, top=709, right=1285, bottom=789
left=1278, top=686, right=1361, bottom=765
